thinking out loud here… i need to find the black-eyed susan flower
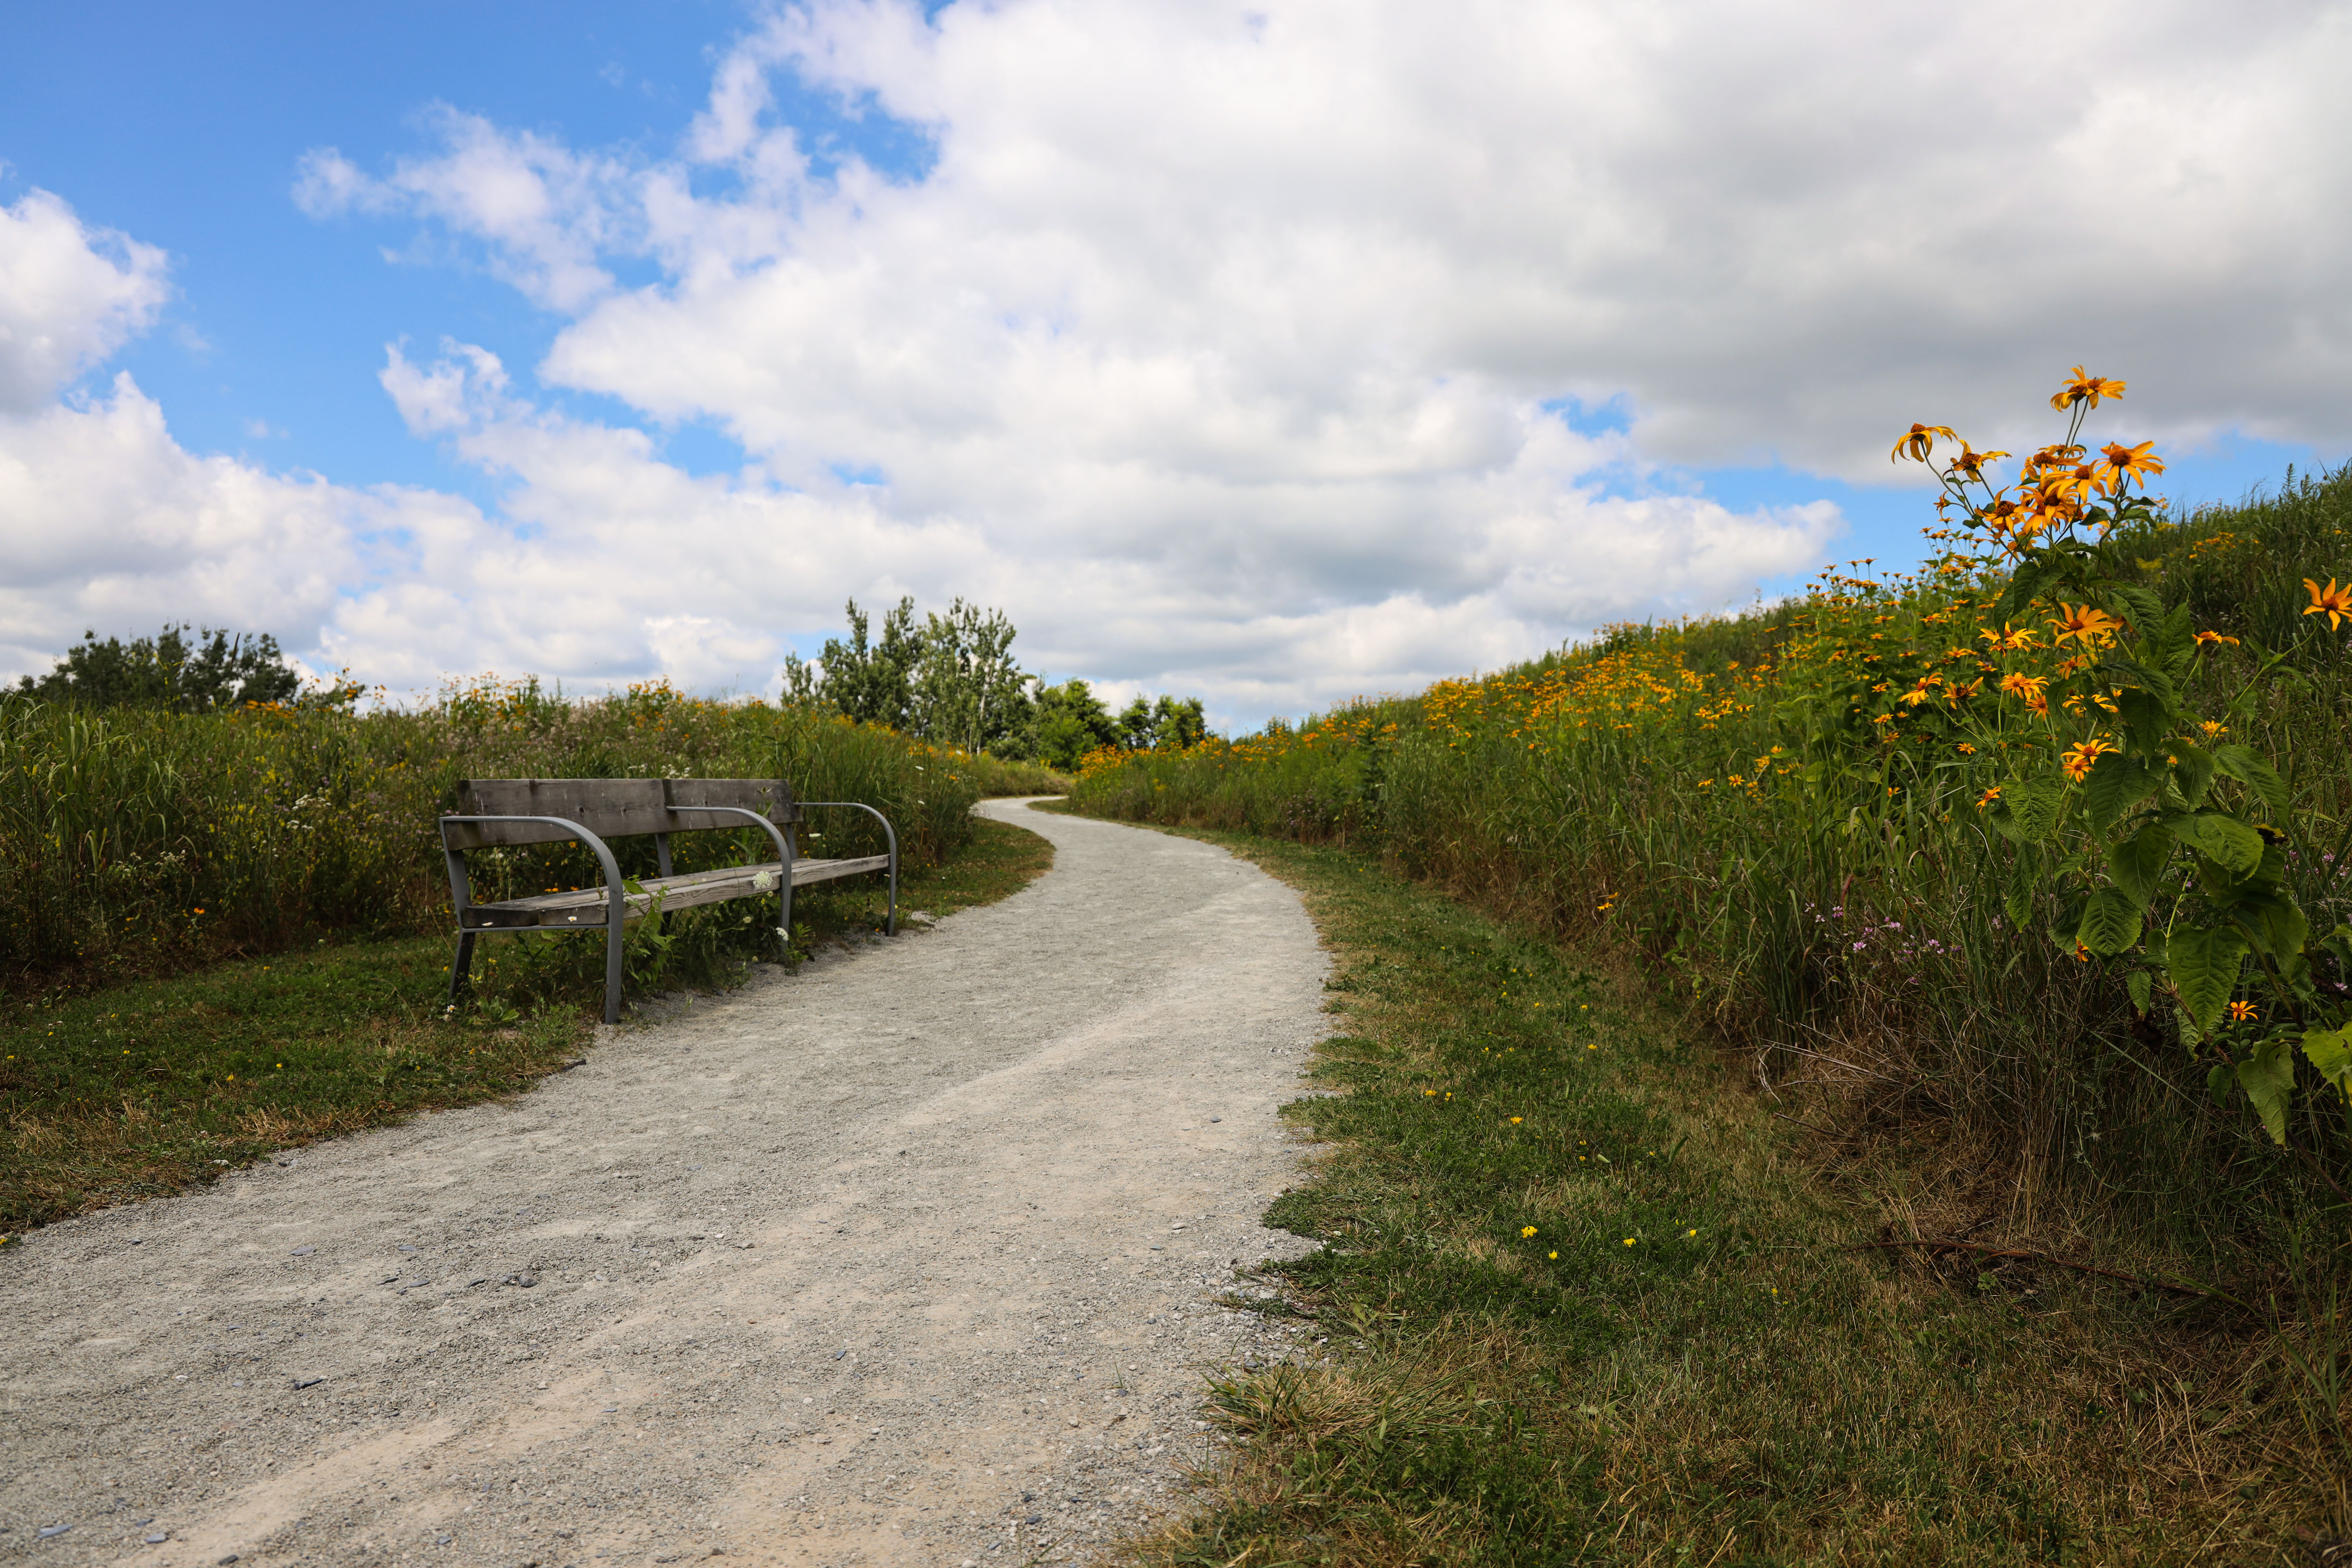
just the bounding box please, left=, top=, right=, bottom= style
left=2051, top=368, right=2126, bottom=410
left=2305, top=578, right=2352, bottom=630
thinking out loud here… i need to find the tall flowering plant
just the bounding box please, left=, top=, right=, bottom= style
left=1895, top=371, right=2352, bottom=1145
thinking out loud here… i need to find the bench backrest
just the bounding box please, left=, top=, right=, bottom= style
left=443, top=778, right=800, bottom=849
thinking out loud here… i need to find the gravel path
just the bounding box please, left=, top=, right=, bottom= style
left=1, top=800, right=1331, bottom=1568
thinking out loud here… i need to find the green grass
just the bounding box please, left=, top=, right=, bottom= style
left=0, top=814, right=1053, bottom=1238
left=1121, top=827, right=2348, bottom=1567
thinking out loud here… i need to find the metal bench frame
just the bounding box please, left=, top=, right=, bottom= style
left=439, top=778, right=898, bottom=1024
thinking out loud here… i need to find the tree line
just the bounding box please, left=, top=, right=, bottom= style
left=16, top=603, right=1212, bottom=772
left=784, top=596, right=1207, bottom=770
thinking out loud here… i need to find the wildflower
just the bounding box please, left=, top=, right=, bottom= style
left=2098, top=440, right=2165, bottom=484
left=1522, top=1225, right=1539, bottom=1238
left=1956, top=742, right=1976, bottom=755
left=2051, top=368, right=2126, bottom=410
left=1979, top=622, right=2037, bottom=652
left=2048, top=603, right=2122, bottom=648
left=1948, top=442, right=2010, bottom=480
left=1509, top=1116, right=1523, bottom=1124
left=1686, top=1228, right=1698, bottom=1238
left=2193, top=631, right=2239, bottom=650
left=2228, top=999, right=2259, bottom=1023
left=1891, top=422, right=1958, bottom=463
left=2305, top=578, right=2352, bottom=630
left=2199, top=720, right=2228, bottom=737
left=1622, top=1237, right=1637, bottom=1247
left=1548, top=1251, right=1558, bottom=1260
left=2061, top=738, right=2118, bottom=783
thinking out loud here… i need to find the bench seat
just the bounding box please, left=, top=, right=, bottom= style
left=458, top=856, right=895, bottom=929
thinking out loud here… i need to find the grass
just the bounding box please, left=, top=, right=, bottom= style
left=1070, top=458, right=2352, bottom=1487
left=1114, top=826, right=2348, bottom=1567
left=0, top=814, right=1053, bottom=1238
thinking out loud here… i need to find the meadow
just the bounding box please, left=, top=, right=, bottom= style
left=0, top=679, right=1064, bottom=1230
left=1073, top=386, right=2352, bottom=1551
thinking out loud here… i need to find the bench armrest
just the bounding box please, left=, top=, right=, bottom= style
left=440, top=812, right=629, bottom=927
left=800, top=802, right=899, bottom=935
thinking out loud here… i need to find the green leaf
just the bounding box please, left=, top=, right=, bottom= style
left=2169, top=741, right=2217, bottom=808
left=2004, top=879, right=2033, bottom=929
left=2301, top=1026, right=2352, bottom=1101
left=2207, top=1063, right=2234, bottom=1104
left=2107, top=657, right=2179, bottom=712
left=2211, top=744, right=2289, bottom=817
left=2175, top=812, right=2264, bottom=877
left=2126, top=968, right=2153, bottom=1014
left=2107, top=584, right=2165, bottom=639
left=1998, top=775, right=2066, bottom=842
left=2076, top=888, right=2143, bottom=957
left=2106, top=820, right=2175, bottom=907
left=2222, top=889, right=2308, bottom=960
left=2082, top=752, right=2157, bottom=836
left=2236, top=1037, right=2296, bottom=1146
left=2117, top=688, right=2170, bottom=754
left=2167, top=923, right=2249, bottom=1030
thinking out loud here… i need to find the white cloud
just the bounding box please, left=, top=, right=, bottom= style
left=0, top=190, right=170, bottom=414
left=13, top=1, right=2351, bottom=728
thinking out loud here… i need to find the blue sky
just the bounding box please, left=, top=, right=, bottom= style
left=2, top=1, right=2344, bottom=726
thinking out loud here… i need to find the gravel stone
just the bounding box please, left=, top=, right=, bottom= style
left=0, top=801, right=1327, bottom=1564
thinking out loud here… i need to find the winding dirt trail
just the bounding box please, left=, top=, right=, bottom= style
left=1, top=800, right=1331, bottom=1568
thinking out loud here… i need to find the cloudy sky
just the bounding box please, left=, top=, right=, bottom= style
left=3, top=1, right=2347, bottom=728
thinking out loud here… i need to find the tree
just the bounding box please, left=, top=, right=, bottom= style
left=1150, top=694, right=1209, bottom=750
left=1030, top=679, right=1120, bottom=770
left=1114, top=692, right=1209, bottom=751
left=12, top=624, right=301, bottom=712
left=911, top=598, right=1030, bottom=754
left=796, top=597, right=925, bottom=729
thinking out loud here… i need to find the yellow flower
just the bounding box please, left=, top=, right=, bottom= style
left=2098, top=440, right=2165, bottom=483
left=2227, top=999, right=2259, bottom=1023
left=1548, top=1251, right=1558, bottom=1260
left=2061, top=738, right=2118, bottom=783
left=2199, top=720, right=2228, bottom=737
left=2051, top=367, right=2126, bottom=410
left=1948, top=442, right=2010, bottom=480
left=1976, top=786, right=2002, bottom=808
left=2193, top=630, right=2239, bottom=650
left=2047, top=603, right=2121, bottom=648
left=1622, top=1237, right=1637, bottom=1247
left=1509, top=1116, right=1523, bottom=1124
left=1978, top=622, right=2037, bottom=652
left=1521, top=1225, right=1539, bottom=1238
left=1891, top=422, right=1958, bottom=463
left=2305, top=577, right=2352, bottom=630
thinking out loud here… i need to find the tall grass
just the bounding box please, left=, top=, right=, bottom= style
left=1075, top=464, right=2352, bottom=1272
left=0, top=679, right=984, bottom=987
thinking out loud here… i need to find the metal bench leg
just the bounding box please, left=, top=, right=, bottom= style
left=603, top=917, right=624, bottom=1025
left=779, top=825, right=796, bottom=958
left=449, top=931, right=477, bottom=1008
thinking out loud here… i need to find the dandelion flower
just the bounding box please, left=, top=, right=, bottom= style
left=1622, top=1237, right=1637, bottom=1247
left=1521, top=1225, right=1539, bottom=1238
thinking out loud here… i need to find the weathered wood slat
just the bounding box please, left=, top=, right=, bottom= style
left=445, top=778, right=805, bottom=846
left=458, top=856, right=893, bottom=928
left=664, top=777, right=803, bottom=828
left=446, top=778, right=672, bottom=847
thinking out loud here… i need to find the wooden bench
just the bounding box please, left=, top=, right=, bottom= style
left=439, top=777, right=898, bottom=1023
